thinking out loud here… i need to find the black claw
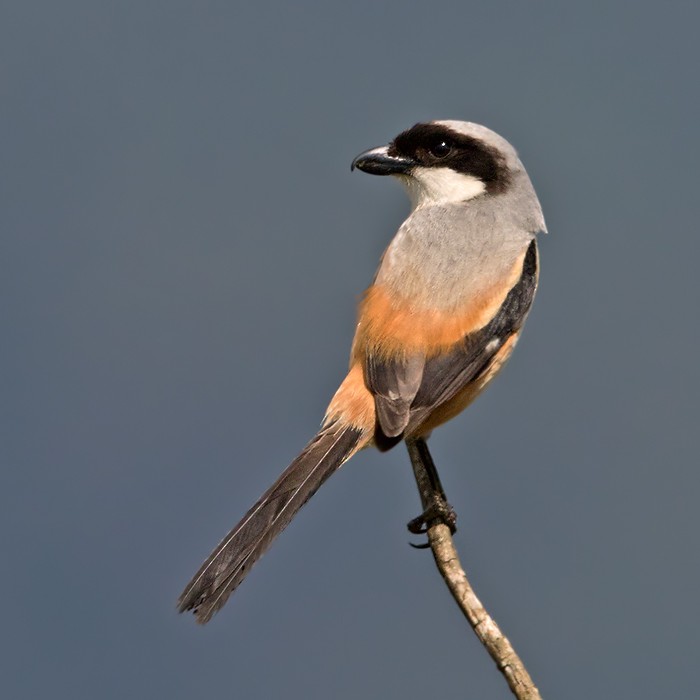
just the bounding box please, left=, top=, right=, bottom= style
left=406, top=500, right=457, bottom=537
left=409, top=540, right=431, bottom=550
left=407, top=516, right=429, bottom=535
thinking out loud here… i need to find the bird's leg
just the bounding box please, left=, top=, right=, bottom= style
left=406, top=437, right=457, bottom=543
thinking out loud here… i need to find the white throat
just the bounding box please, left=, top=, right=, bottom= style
left=399, top=167, right=486, bottom=211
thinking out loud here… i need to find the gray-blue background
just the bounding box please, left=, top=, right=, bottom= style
left=3, top=2, right=699, bottom=698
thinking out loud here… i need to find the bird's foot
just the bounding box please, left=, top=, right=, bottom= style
left=407, top=497, right=457, bottom=540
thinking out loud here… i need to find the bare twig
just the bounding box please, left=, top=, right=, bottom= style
left=407, top=438, right=542, bottom=700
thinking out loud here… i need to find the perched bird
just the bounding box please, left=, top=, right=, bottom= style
left=178, top=120, right=546, bottom=623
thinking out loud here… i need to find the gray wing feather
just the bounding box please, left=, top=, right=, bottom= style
left=366, top=352, right=424, bottom=437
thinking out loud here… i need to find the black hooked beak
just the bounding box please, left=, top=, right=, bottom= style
left=351, top=146, right=415, bottom=176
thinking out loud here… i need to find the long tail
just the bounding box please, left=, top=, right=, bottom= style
left=177, top=422, right=365, bottom=623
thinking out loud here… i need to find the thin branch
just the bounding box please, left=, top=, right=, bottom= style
left=407, top=439, right=542, bottom=700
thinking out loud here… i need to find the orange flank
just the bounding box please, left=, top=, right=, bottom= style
left=325, top=363, right=376, bottom=432
left=353, top=251, right=527, bottom=361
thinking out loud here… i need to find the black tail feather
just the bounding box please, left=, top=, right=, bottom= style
left=178, top=424, right=363, bottom=623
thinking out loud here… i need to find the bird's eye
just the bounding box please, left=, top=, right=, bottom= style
left=429, top=140, right=452, bottom=158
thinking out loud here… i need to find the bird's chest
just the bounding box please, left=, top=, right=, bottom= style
left=377, top=223, right=510, bottom=313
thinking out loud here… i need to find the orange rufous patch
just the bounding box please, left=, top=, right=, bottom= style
left=324, top=363, right=376, bottom=432
left=352, top=251, right=526, bottom=361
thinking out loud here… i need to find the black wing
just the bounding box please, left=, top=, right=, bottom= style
left=366, top=351, right=424, bottom=440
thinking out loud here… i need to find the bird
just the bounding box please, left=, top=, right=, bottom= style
left=178, top=120, right=546, bottom=623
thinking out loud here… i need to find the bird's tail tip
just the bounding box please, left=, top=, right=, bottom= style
left=177, top=423, right=366, bottom=623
